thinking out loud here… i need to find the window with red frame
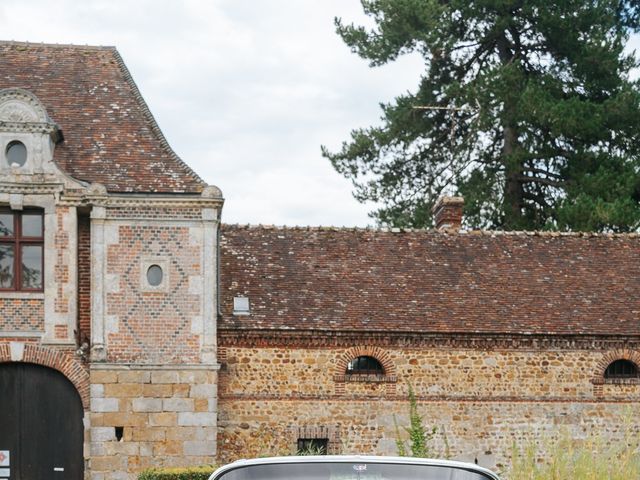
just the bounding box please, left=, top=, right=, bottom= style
left=0, top=209, right=44, bottom=291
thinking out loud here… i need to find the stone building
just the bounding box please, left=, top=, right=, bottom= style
left=217, top=222, right=640, bottom=469
left=0, top=42, right=221, bottom=479
left=1, top=40, right=640, bottom=479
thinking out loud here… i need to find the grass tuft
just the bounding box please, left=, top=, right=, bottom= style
left=506, top=429, right=640, bottom=479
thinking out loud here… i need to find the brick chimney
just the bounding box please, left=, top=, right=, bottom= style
left=432, top=196, right=464, bottom=231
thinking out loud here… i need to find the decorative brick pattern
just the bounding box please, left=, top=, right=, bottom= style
left=54, top=207, right=71, bottom=315
left=55, top=324, right=69, bottom=339
left=106, top=207, right=203, bottom=220
left=0, top=298, right=44, bottom=331
left=106, top=225, right=201, bottom=363
left=219, top=329, right=640, bottom=351
left=0, top=343, right=89, bottom=408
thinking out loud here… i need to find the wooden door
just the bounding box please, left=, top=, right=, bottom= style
left=0, top=362, right=84, bottom=479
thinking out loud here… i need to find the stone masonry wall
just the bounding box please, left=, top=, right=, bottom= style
left=218, top=398, right=639, bottom=471
left=217, top=341, right=640, bottom=471
left=90, top=201, right=220, bottom=480
left=89, top=368, right=217, bottom=479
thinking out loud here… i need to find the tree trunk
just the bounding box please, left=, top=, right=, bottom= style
left=502, top=125, right=524, bottom=229
left=496, top=33, right=524, bottom=229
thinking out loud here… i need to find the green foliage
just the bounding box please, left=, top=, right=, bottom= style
left=394, top=383, right=436, bottom=457
left=137, top=466, right=216, bottom=480
left=506, top=431, right=640, bottom=479
left=296, top=441, right=328, bottom=456
left=393, top=414, right=408, bottom=457
left=323, top=0, right=640, bottom=231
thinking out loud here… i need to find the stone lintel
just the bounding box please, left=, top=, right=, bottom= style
left=90, top=363, right=221, bottom=371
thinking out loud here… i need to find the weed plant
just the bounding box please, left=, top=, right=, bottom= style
left=506, top=428, right=640, bottom=479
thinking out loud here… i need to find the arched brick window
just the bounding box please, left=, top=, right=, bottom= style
left=604, top=359, right=638, bottom=379
left=346, top=355, right=384, bottom=375
left=333, top=347, right=397, bottom=392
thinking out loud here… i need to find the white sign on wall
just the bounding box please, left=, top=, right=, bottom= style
left=0, top=451, right=8, bottom=467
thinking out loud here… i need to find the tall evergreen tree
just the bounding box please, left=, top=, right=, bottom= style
left=322, top=1, right=640, bottom=230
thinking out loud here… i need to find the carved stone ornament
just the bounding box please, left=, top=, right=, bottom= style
left=0, top=88, right=48, bottom=122
left=0, top=88, right=61, bottom=140
left=201, top=184, right=223, bottom=199
left=0, top=100, right=40, bottom=122
left=87, top=182, right=108, bottom=196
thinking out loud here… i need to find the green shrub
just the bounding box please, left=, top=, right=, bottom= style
left=296, top=441, right=327, bottom=456
left=137, top=465, right=216, bottom=480
left=394, top=383, right=436, bottom=458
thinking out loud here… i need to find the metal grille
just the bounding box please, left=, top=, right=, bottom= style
left=605, top=359, right=638, bottom=378
left=346, top=356, right=384, bottom=375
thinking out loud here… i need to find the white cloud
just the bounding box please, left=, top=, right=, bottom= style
left=0, top=0, right=425, bottom=226
left=21, top=4, right=637, bottom=227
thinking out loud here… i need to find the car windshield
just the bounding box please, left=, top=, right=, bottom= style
left=215, top=461, right=494, bottom=480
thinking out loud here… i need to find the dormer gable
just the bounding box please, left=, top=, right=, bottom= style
left=0, top=88, right=63, bottom=177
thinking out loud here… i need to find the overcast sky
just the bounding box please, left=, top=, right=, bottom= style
left=0, top=0, right=426, bottom=226
left=1, top=2, right=638, bottom=226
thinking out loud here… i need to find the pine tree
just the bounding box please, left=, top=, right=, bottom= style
left=322, top=1, right=640, bottom=231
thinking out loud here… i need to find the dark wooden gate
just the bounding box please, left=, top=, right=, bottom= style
left=0, top=362, right=84, bottom=479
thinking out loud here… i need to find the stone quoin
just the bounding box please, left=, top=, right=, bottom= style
left=0, top=41, right=639, bottom=479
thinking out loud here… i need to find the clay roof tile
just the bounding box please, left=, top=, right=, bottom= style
left=0, top=41, right=205, bottom=193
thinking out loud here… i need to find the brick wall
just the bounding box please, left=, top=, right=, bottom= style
left=0, top=298, right=44, bottom=331
left=54, top=207, right=71, bottom=315
left=46, top=204, right=78, bottom=342
left=105, top=224, right=202, bottom=364
left=77, top=213, right=91, bottom=343
left=105, top=207, right=203, bottom=220
left=90, top=201, right=219, bottom=479
left=0, top=342, right=89, bottom=406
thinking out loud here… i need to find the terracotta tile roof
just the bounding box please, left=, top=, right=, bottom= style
left=220, top=225, right=640, bottom=336
left=0, top=41, right=205, bottom=193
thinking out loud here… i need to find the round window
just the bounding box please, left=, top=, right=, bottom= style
left=146, top=265, right=163, bottom=287
left=6, top=141, right=27, bottom=167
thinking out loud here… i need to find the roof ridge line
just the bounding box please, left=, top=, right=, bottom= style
left=221, top=223, right=640, bottom=237
left=111, top=48, right=207, bottom=190
left=0, top=39, right=115, bottom=50
left=217, top=327, right=640, bottom=338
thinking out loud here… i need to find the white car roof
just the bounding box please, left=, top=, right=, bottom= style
left=209, top=455, right=500, bottom=480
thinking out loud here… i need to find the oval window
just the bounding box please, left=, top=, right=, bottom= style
left=146, top=264, right=163, bottom=287
left=6, top=141, right=27, bottom=167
